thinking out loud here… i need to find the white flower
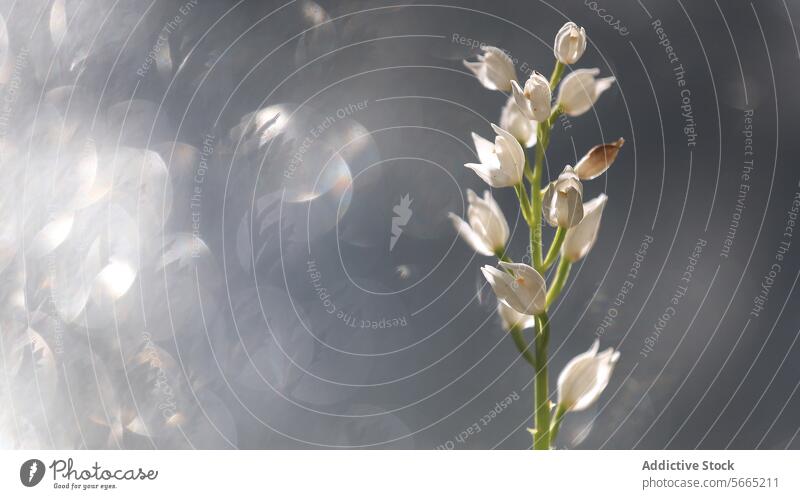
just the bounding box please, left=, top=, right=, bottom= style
left=574, top=138, right=625, bottom=180
left=465, top=124, right=525, bottom=188
left=554, top=22, right=587, bottom=65
left=561, top=193, right=608, bottom=262
left=481, top=262, right=546, bottom=316
left=557, top=68, right=615, bottom=117
left=557, top=340, right=620, bottom=411
left=511, top=71, right=552, bottom=122
left=499, top=96, right=536, bottom=147
left=497, top=301, right=536, bottom=330
left=542, top=166, right=583, bottom=228
left=448, top=189, right=509, bottom=256
left=463, top=46, right=517, bottom=92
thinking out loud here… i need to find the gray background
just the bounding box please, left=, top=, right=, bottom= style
left=1, top=0, right=799, bottom=449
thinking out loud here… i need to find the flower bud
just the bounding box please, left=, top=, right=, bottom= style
left=557, top=340, right=620, bottom=411
left=465, top=124, right=525, bottom=188
left=542, top=166, right=583, bottom=228
left=463, top=46, right=517, bottom=92
left=511, top=71, right=552, bottom=122
left=448, top=189, right=509, bottom=256
left=574, top=138, right=625, bottom=180
left=481, top=262, right=546, bottom=316
left=554, top=22, right=587, bottom=64
left=557, top=68, right=615, bottom=117
left=561, top=194, right=607, bottom=262
left=497, top=301, right=536, bottom=330
left=499, top=96, right=536, bottom=147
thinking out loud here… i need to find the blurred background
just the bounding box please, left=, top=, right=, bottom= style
left=0, top=0, right=799, bottom=449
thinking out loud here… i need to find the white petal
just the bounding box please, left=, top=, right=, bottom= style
left=497, top=261, right=546, bottom=315
left=524, top=72, right=552, bottom=122
left=468, top=191, right=508, bottom=251
left=471, top=132, right=498, bottom=167
left=465, top=162, right=515, bottom=188
left=500, top=96, right=536, bottom=147
left=558, top=340, right=620, bottom=411
left=554, top=22, right=587, bottom=64
left=558, top=68, right=606, bottom=116
left=463, top=46, right=516, bottom=91
left=481, top=265, right=524, bottom=312
left=463, top=60, right=484, bottom=80
left=491, top=124, right=525, bottom=181
left=511, top=79, right=535, bottom=121
left=543, top=166, right=583, bottom=228
left=562, top=194, right=607, bottom=262
left=557, top=187, right=584, bottom=227
left=449, top=213, right=494, bottom=256
left=596, top=76, right=616, bottom=96
left=481, top=190, right=510, bottom=244
left=497, top=301, right=536, bottom=330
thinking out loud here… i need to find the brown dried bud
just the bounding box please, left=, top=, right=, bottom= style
left=574, top=137, right=625, bottom=180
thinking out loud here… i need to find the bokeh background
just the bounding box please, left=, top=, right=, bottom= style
left=1, top=0, right=799, bottom=449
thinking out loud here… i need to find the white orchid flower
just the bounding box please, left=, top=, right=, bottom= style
left=511, top=71, right=552, bottom=122
left=481, top=262, right=546, bottom=316
left=561, top=193, right=608, bottom=262
left=557, top=340, right=620, bottom=411
left=554, top=22, right=587, bottom=65
left=448, top=189, right=509, bottom=256
left=463, top=46, right=517, bottom=92
left=497, top=300, right=536, bottom=330
left=542, top=166, right=583, bottom=228
left=465, top=124, right=525, bottom=188
left=557, top=68, right=615, bottom=117
left=500, top=96, right=537, bottom=147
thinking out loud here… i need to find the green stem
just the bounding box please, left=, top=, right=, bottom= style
left=542, top=227, right=566, bottom=270
left=522, top=145, right=534, bottom=183
left=514, top=183, right=533, bottom=225
left=530, top=130, right=544, bottom=272
left=527, top=61, right=567, bottom=449
left=546, top=257, right=572, bottom=308
left=533, top=312, right=551, bottom=450
left=529, top=109, right=563, bottom=275
left=519, top=60, right=569, bottom=451
left=510, top=326, right=536, bottom=368
left=547, top=107, right=562, bottom=128
left=549, top=61, right=565, bottom=89
left=549, top=403, right=568, bottom=447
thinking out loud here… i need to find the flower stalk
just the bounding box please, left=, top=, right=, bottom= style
left=514, top=183, right=533, bottom=225
left=546, top=258, right=572, bottom=309
left=549, top=403, right=568, bottom=445
left=530, top=105, right=563, bottom=273
left=510, top=326, right=536, bottom=368
left=543, top=227, right=566, bottom=270
left=533, top=312, right=551, bottom=449
left=530, top=142, right=544, bottom=272
left=455, top=21, right=622, bottom=450
left=549, top=61, right=566, bottom=88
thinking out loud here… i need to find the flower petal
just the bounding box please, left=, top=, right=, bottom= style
left=449, top=213, right=494, bottom=256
